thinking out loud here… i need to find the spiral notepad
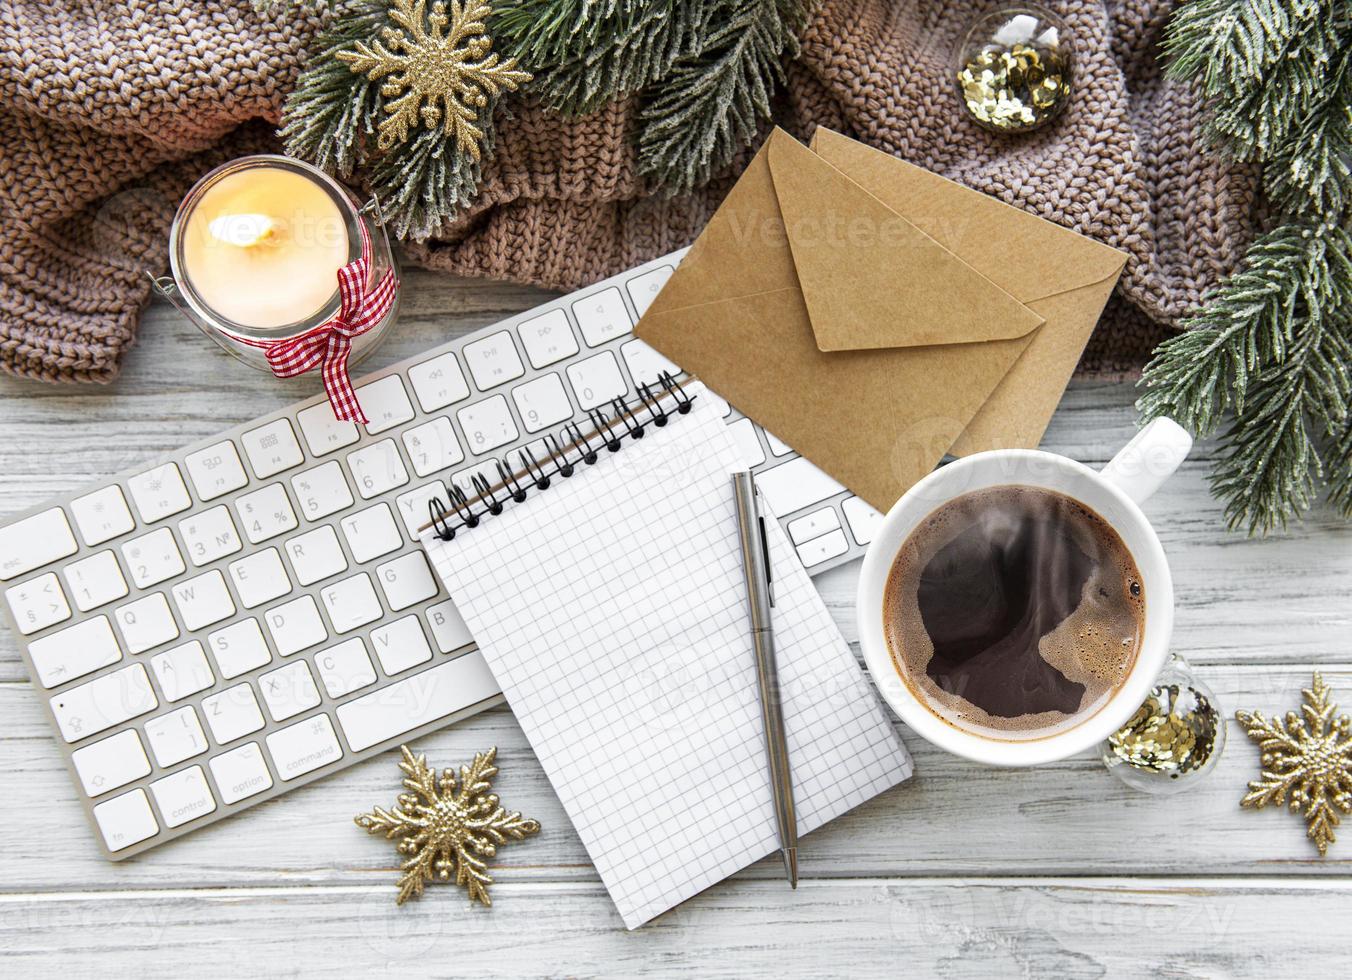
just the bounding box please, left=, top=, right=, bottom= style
left=421, top=380, right=911, bottom=928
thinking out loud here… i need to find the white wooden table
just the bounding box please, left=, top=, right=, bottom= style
left=2, top=268, right=1350, bottom=977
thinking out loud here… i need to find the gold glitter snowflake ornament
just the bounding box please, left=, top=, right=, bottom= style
left=357, top=745, right=540, bottom=905
left=1237, top=673, right=1352, bottom=855
left=338, top=0, right=531, bottom=155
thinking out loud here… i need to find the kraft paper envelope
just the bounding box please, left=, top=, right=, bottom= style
left=635, top=127, right=1127, bottom=513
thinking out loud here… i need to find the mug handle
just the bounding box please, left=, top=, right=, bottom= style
left=1098, top=417, right=1193, bottom=505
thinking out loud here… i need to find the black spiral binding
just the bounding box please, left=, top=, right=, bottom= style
left=426, top=371, right=695, bottom=541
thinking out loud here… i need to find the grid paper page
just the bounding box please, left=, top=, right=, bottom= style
left=424, top=386, right=912, bottom=928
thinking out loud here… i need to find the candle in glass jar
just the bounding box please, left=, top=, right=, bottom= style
left=179, top=165, right=351, bottom=329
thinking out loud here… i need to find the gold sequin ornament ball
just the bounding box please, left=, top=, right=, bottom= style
left=1237, top=673, right=1352, bottom=856
left=1100, top=656, right=1225, bottom=795
left=955, top=6, right=1073, bottom=134
left=356, top=745, right=541, bottom=905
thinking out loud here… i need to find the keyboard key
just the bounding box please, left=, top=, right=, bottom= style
left=726, top=418, right=765, bottom=467
left=114, top=593, right=180, bottom=654
left=69, top=486, right=135, bottom=547
left=228, top=547, right=292, bottom=609
left=72, top=729, right=151, bottom=797
left=267, top=713, right=343, bottom=781
left=512, top=373, right=574, bottom=433
left=121, top=527, right=186, bottom=589
left=297, top=402, right=360, bottom=457
left=787, top=506, right=841, bottom=545
left=51, top=663, right=157, bottom=743
left=407, top=351, right=471, bottom=412
left=571, top=286, right=631, bottom=346
left=150, top=765, right=216, bottom=828
left=0, top=506, right=77, bottom=581
left=6, top=572, right=71, bottom=635
left=63, top=550, right=129, bottom=612
left=395, top=481, right=448, bottom=537
left=241, top=418, right=305, bottom=478
left=93, top=788, right=159, bottom=852
left=755, top=457, right=846, bottom=517
left=178, top=505, right=243, bottom=567
left=764, top=430, right=794, bottom=457
left=375, top=551, right=438, bottom=611
left=236, top=483, right=299, bottom=544
left=449, top=461, right=499, bottom=498
left=517, top=309, right=579, bottom=368
left=258, top=660, right=322, bottom=722
left=566, top=351, right=627, bottom=410
left=127, top=462, right=192, bottom=524
left=337, top=653, right=500, bottom=752
left=457, top=395, right=520, bottom=455
left=170, top=569, right=235, bottom=631
left=264, top=595, right=328, bottom=656
left=370, top=615, right=433, bottom=676
left=291, top=460, right=354, bottom=521
left=210, top=742, right=274, bottom=804
left=620, top=338, right=679, bottom=387
left=402, top=417, right=465, bottom=477
left=207, top=618, right=273, bottom=679
left=795, top=527, right=850, bottom=568
left=315, top=637, right=378, bottom=699
left=625, top=265, right=673, bottom=317
left=347, top=439, right=410, bottom=499
left=150, top=641, right=215, bottom=702
left=340, top=503, right=403, bottom=563
left=184, top=440, right=248, bottom=501
left=202, top=683, right=266, bottom=743
left=144, top=705, right=209, bottom=767
left=425, top=598, right=474, bottom=653
left=28, top=615, right=121, bottom=688
left=841, top=496, right=883, bottom=546
left=462, top=331, right=525, bottom=390
left=356, top=375, right=415, bottom=434
left=284, top=525, right=348, bottom=586
left=319, top=573, right=383, bottom=634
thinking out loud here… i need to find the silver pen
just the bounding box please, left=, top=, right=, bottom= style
left=732, top=470, right=798, bottom=888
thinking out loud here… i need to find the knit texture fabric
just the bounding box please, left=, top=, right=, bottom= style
left=0, top=0, right=1258, bottom=384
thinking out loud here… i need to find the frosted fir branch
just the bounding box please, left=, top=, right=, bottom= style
left=280, top=3, right=387, bottom=178
left=1263, top=47, right=1352, bottom=219
left=494, top=0, right=705, bottom=116
left=1138, top=225, right=1352, bottom=433
left=636, top=0, right=811, bottom=193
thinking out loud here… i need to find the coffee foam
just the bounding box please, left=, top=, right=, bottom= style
left=883, top=486, right=1144, bottom=742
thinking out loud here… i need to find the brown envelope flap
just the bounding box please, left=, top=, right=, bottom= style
left=810, top=127, right=1128, bottom=306
left=637, top=285, right=1033, bottom=512
left=763, top=130, right=1044, bottom=353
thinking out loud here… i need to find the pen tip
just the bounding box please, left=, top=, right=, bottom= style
left=786, top=848, right=798, bottom=889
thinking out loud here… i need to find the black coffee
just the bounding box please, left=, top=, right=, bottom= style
left=884, top=485, right=1144, bottom=740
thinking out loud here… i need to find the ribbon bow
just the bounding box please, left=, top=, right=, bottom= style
left=233, top=220, right=398, bottom=425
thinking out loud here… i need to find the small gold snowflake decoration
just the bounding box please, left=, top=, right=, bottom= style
left=338, top=0, right=531, bottom=156
left=1237, top=673, right=1352, bottom=856
left=356, top=745, right=540, bottom=905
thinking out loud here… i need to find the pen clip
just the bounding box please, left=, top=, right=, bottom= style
left=755, top=490, right=775, bottom=608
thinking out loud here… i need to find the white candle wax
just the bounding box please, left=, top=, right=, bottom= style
left=180, top=165, right=351, bottom=329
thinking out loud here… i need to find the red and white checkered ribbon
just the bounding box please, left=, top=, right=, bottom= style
left=228, top=221, right=397, bottom=425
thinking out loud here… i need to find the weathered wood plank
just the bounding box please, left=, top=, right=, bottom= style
left=0, top=878, right=1346, bottom=978
left=1, top=664, right=1347, bottom=890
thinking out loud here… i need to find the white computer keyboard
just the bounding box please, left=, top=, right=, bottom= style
left=0, top=249, right=883, bottom=860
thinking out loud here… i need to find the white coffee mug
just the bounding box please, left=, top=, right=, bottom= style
left=856, top=418, right=1193, bottom=766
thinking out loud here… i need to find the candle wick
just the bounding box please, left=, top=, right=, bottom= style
left=208, top=213, right=278, bottom=248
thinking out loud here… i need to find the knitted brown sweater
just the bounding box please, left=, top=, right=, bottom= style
left=0, top=0, right=1258, bottom=384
